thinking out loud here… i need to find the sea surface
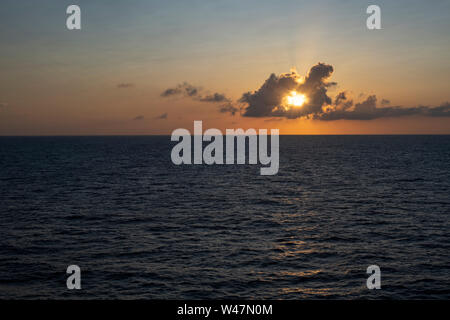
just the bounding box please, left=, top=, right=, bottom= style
left=0, top=135, right=449, bottom=299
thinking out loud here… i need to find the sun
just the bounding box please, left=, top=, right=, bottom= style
left=286, top=91, right=307, bottom=107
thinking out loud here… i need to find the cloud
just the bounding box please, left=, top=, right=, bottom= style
left=264, top=118, right=284, bottom=122
left=161, top=82, right=200, bottom=98
left=199, top=93, right=229, bottom=103
left=239, top=62, right=450, bottom=120
left=240, top=63, right=334, bottom=119
left=162, top=63, right=450, bottom=121
left=161, top=82, right=235, bottom=114
left=117, top=83, right=134, bottom=89
left=155, top=113, right=168, bottom=120
left=133, top=115, right=144, bottom=120
left=219, top=103, right=240, bottom=116
left=317, top=97, right=450, bottom=121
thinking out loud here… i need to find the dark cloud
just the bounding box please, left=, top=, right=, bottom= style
left=117, top=83, right=134, bottom=89
left=239, top=72, right=299, bottom=117
left=161, top=82, right=230, bottom=102
left=317, top=96, right=450, bottom=121
left=240, top=63, right=335, bottom=119
left=133, top=115, right=144, bottom=120
left=155, top=113, right=168, bottom=120
left=264, top=118, right=284, bottom=122
left=334, top=91, right=347, bottom=105
left=161, top=82, right=200, bottom=98
left=162, top=63, right=450, bottom=121
left=161, top=87, right=180, bottom=96
left=199, top=93, right=229, bottom=103
left=161, top=82, right=234, bottom=114
left=238, top=62, right=450, bottom=120
left=219, top=103, right=241, bottom=116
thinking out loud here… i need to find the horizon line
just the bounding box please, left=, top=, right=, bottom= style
left=1, top=134, right=450, bottom=137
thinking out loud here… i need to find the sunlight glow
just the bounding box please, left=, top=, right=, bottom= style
left=286, top=91, right=307, bottom=107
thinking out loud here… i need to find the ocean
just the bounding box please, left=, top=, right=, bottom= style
left=0, top=135, right=449, bottom=299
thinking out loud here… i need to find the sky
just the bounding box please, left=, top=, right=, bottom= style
left=0, top=0, right=449, bottom=135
